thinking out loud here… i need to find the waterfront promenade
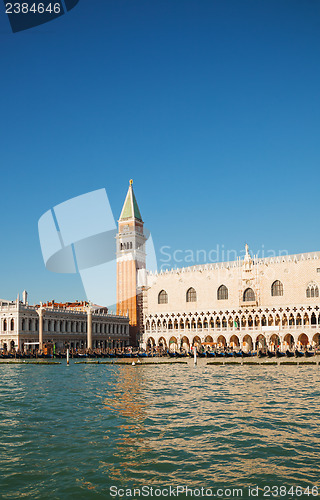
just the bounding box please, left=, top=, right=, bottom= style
left=1, top=357, right=320, bottom=366
left=1, top=360, right=320, bottom=499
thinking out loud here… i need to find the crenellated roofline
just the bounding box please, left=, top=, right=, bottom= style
left=147, top=251, right=320, bottom=277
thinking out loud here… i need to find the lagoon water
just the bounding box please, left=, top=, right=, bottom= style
left=0, top=361, right=320, bottom=499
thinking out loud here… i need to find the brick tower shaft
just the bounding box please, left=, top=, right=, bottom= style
left=116, top=180, right=146, bottom=345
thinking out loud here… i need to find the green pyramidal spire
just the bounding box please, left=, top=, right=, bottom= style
left=119, top=179, right=142, bottom=221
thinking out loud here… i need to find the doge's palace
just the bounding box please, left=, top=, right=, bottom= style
left=139, top=243, right=320, bottom=352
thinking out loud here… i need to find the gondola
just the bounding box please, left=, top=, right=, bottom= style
left=276, top=350, right=285, bottom=358
left=234, top=351, right=243, bottom=357
left=215, top=351, right=225, bottom=357
left=225, top=351, right=235, bottom=357
left=267, top=350, right=275, bottom=358
left=176, top=352, right=188, bottom=358
left=242, top=351, right=252, bottom=357
left=206, top=351, right=216, bottom=357
left=286, top=350, right=294, bottom=357
left=94, top=352, right=104, bottom=358
left=197, top=351, right=207, bottom=357
left=295, top=349, right=304, bottom=358
left=305, top=351, right=315, bottom=357
left=258, top=350, right=267, bottom=358
left=168, top=351, right=177, bottom=357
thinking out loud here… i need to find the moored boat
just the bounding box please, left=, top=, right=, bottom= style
left=305, top=350, right=315, bottom=357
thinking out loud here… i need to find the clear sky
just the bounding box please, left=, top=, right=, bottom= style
left=1, top=0, right=320, bottom=305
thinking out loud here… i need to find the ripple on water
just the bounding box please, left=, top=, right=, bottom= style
left=0, top=363, right=320, bottom=498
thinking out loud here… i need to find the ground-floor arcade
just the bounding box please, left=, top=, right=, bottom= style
left=143, top=331, right=320, bottom=352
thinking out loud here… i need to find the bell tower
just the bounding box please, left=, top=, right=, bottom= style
left=116, top=180, right=146, bottom=345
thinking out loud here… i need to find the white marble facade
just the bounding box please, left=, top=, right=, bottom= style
left=0, top=297, right=129, bottom=351
left=140, top=246, right=320, bottom=351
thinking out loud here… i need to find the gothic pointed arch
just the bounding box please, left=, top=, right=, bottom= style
left=271, top=280, right=284, bottom=296
left=306, top=282, right=319, bottom=298
left=243, top=288, right=255, bottom=302
left=186, top=287, right=197, bottom=302
left=217, top=285, right=228, bottom=300
left=158, top=290, right=168, bottom=304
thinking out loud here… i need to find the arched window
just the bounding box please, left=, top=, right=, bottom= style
left=158, top=290, right=168, bottom=304
left=10, top=319, right=14, bottom=331
left=186, top=287, right=197, bottom=302
left=217, top=285, right=228, bottom=300
left=306, top=282, right=319, bottom=298
left=243, top=288, right=255, bottom=302
left=271, top=280, right=284, bottom=297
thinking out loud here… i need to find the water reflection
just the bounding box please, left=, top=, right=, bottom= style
left=100, top=365, right=152, bottom=484
left=0, top=363, right=320, bottom=498
left=100, top=364, right=320, bottom=489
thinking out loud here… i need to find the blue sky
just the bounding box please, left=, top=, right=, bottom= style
left=1, top=0, right=320, bottom=304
